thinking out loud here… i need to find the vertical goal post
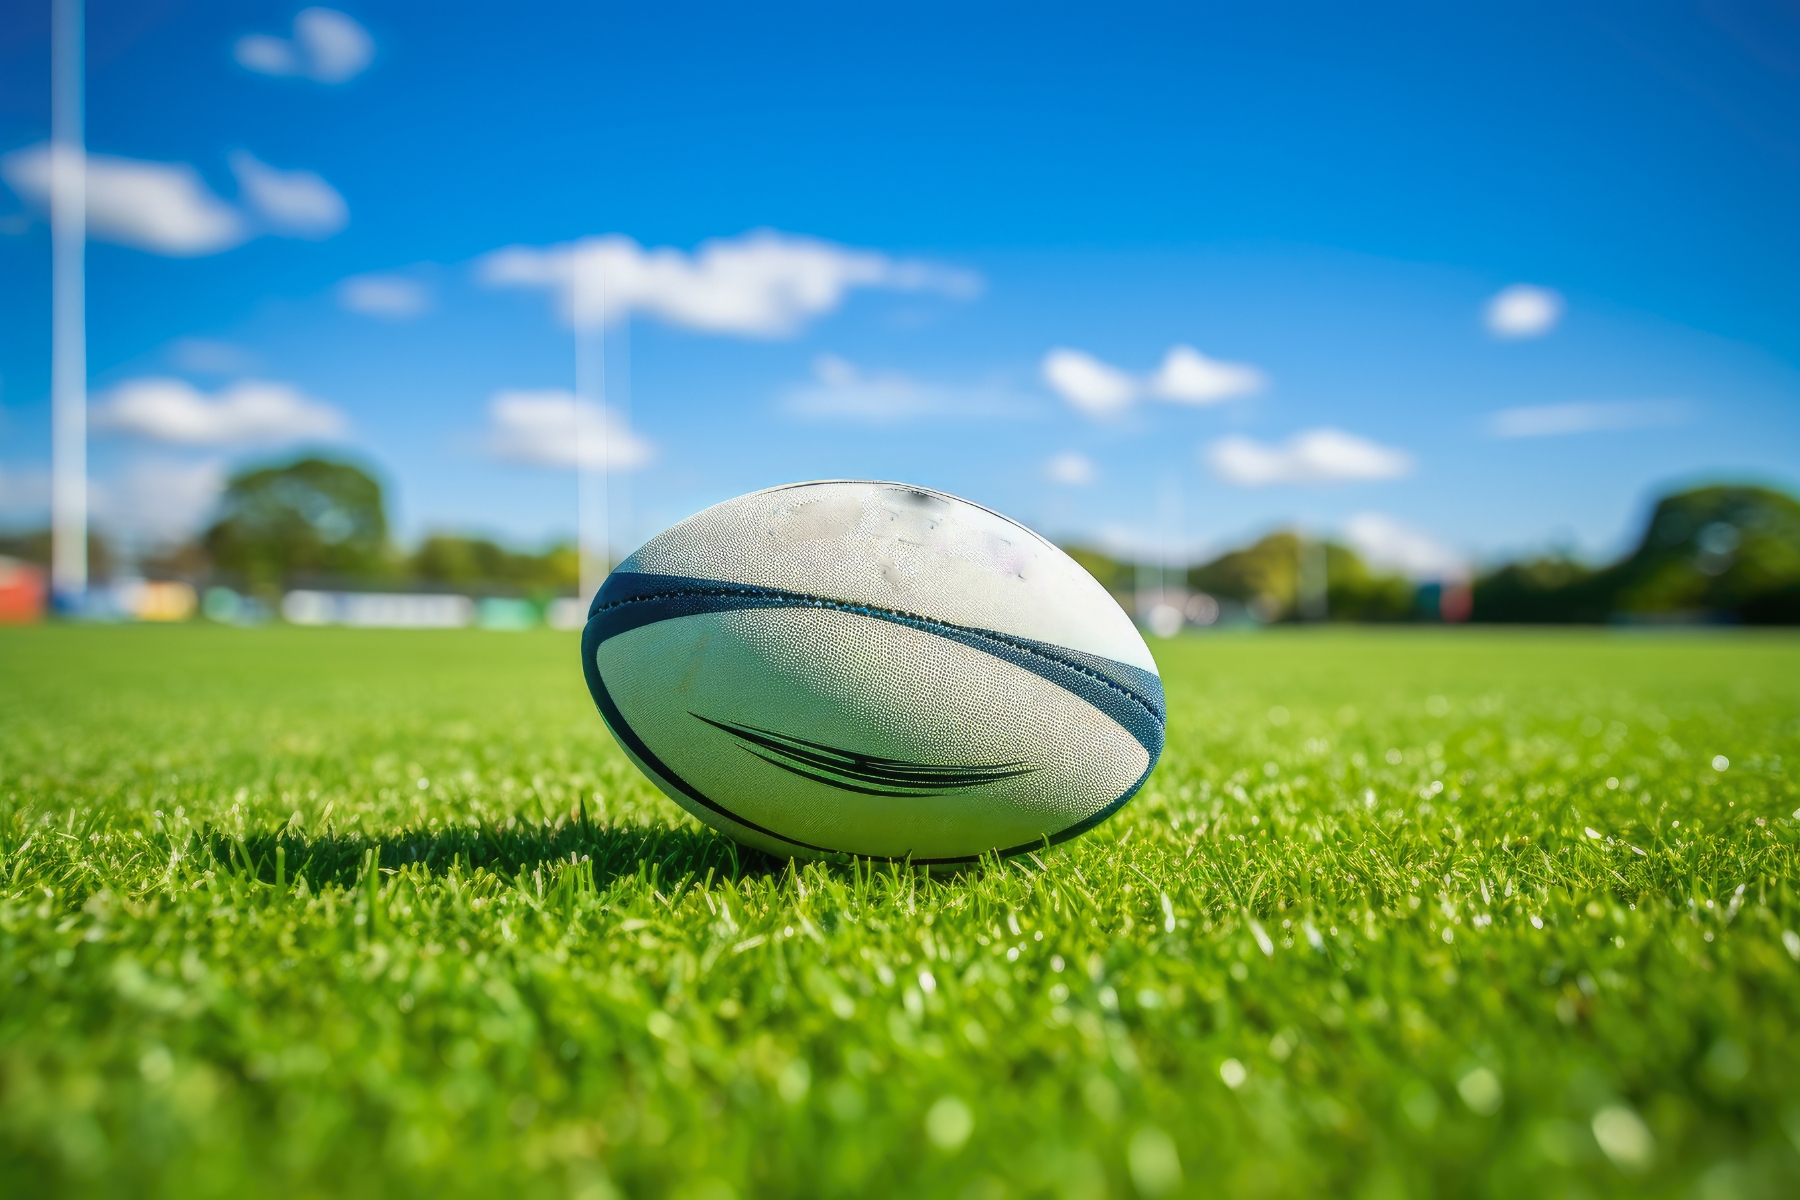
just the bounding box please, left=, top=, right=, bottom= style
left=50, top=0, right=87, bottom=606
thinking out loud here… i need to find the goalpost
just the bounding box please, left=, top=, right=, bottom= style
left=572, top=250, right=633, bottom=612
left=574, top=262, right=607, bottom=609
left=49, top=0, right=87, bottom=607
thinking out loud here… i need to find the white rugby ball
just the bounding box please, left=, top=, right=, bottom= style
left=581, top=481, right=1164, bottom=863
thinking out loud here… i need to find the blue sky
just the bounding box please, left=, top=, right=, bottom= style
left=1, top=1, right=1796, bottom=575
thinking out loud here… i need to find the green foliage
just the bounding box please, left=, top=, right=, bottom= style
left=1188, top=531, right=1302, bottom=612
left=1474, top=485, right=1800, bottom=624
left=202, top=457, right=392, bottom=586
left=1061, top=546, right=1134, bottom=599
left=1, top=627, right=1797, bottom=1199
left=1613, top=487, right=1800, bottom=620
left=1188, top=532, right=1414, bottom=621
left=410, top=535, right=580, bottom=591
left=1471, top=558, right=1606, bottom=624
left=0, top=529, right=115, bottom=581
left=1323, top=545, right=1415, bottom=622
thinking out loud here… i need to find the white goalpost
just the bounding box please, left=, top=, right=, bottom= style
left=49, top=0, right=87, bottom=606
left=572, top=252, right=634, bottom=612
left=573, top=262, right=608, bottom=609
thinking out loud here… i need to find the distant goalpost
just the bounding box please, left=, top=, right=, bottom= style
left=50, top=0, right=87, bottom=606
left=573, top=267, right=613, bottom=608
left=572, top=256, right=631, bottom=610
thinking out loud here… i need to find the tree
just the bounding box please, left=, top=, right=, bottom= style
left=1185, top=531, right=1415, bottom=621
left=1188, top=531, right=1303, bottom=615
left=1469, top=556, right=1606, bottom=623
left=410, top=534, right=579, bottom=590
left=1471, top=484, right=1800, bottom=624
left=1324, top=546, right=1416, bottom=622
left=1611, top=485, right=1800, bottom=619
left=1061, top=545, right=1133, bottom=600
left=203, top=458, right=392, bottom=586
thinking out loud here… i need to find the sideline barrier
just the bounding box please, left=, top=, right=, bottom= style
left=544, top=596, right=587, bottom=631
left=282, top=590, right=476, bottom=629
left=0, top=556, right=47, bottom=623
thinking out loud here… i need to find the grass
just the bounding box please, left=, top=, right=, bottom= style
left=1, top=624, right=1797, bottom=1200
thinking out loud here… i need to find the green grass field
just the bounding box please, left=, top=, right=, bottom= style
left=1, top=626, right=1797, bottom=1199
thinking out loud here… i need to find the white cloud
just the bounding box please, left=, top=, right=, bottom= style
left=486, top=390, right=652, bottom=470
left=1486, top=399, right=1687, bottom=438
left=2, top=144, right=244, bottom=255
left=1147, top=345, right=1266, bottom=405
left=1, top=144, right=347, bottom=255
left=783, top=354, right=1033, bottom=424
left=167, top=338, right=259, bottom=375
left=1043, top=344, right=1265, bottom=416
left=1205, top=429, right=1413, bottom=486
left=93, top=378, right=346, bottom=446
left=1342, top=513, right=1466, bottom=580
left=235, top=8, right=374, bottom=84
left=479, top=229, right=980, bottom=337
left=230, top=152, right=347, bottom=238
left=92, top=458, right=227, bottom=546
left=337, top=273, right=431, bottom=318
left=1041, top=348, right=1137, bottom=417
left=1485, top=284, right=1564, bottom=339
left=1044, top=450, right=1097, bottom=486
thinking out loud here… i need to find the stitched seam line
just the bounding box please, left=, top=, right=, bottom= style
left=593, top=585, right=1163, bottom=725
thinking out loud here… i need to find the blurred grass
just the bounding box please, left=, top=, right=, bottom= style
left=1, top=625, right=1797, bottom=1199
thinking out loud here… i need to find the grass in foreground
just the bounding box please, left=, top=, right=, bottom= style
left=1, top=625, right=1798, bottom=1199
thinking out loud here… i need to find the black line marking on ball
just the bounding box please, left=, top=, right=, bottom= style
left=691, top=713, right=1037, bottom=797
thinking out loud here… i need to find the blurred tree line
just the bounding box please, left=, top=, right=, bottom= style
left=1067, top=533, right=1415, bottom=622
left=1471, top=485, right=1800, bottom=624
left=1064, top=484, right=1800, bottom=624
left=142, top=457, right=578, bottom=594
left=1193, top=532, right=1417, bottom=621
left=4, top=457, right=1795, bottom=622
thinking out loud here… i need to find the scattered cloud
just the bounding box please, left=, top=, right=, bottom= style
left=92, top=458, right=227, bottom=546
left=1486, top=399, right=1687, bottom=438
left=1043, top=344, right=1265, bottom=417
left=1205, top=429, right=1413, bottom=486
left=1041, top=349, right=1137, bottom=417
left=167, top=338, right=259, bottom=375
left=486, top=390, right=652, bottom=470
left=479, top=229, right=980, bottom=337
left=783, top=354, right=1034, bottom=423
left=230, top=152, right=348, bottom=238
left=1342, top=513, right=1466, bottom=580
left=1, top=144, right=347, bottom=255
left=2, top=144, right=244, bottom=255
left=235, top=8, right=374, bottom=84
left=1044, top=451, right=1097, bottom=486
left=93, top=378, right=347, bottom=445
left=337, top=273, right=431, bottom=319
left=1485, top=284, right=1564, bottom=339
left=1147, top=345, right=1267, bottom=405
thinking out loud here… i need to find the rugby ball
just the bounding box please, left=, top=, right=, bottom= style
left=581, top=481, right=1164, bottom=863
